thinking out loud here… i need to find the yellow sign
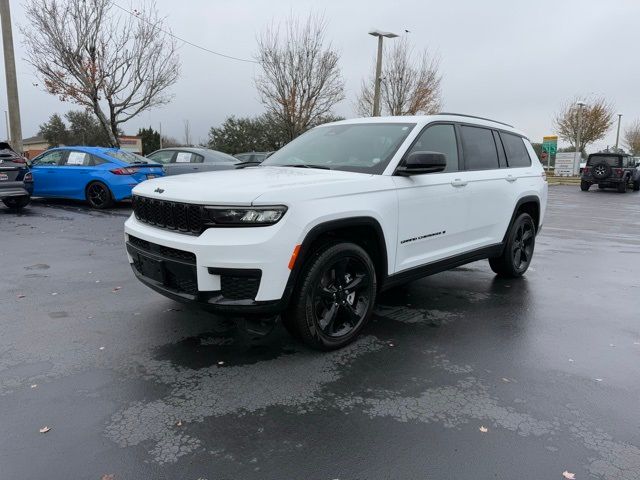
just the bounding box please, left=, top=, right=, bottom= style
left=543, top=136, right=558, bottom=142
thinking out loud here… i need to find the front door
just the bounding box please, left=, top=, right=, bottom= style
left=31, top=150, right=67, bottom=197
left=393, top=123, right=471, bottom=273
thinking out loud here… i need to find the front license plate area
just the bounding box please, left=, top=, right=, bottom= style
left=137, top=253, right=164, bottom=283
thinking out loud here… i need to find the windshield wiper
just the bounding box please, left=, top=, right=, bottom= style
left=280, top=163, right=331, bottom=170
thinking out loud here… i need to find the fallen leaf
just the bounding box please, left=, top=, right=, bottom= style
left=17, top=294, right=26, bottom=299
left=594, top=378, right=603, bottom=382
left=51, top=292, right=58, bottom=296
left=176, top=420, right=182, bottom=426
left=95, top=280, right=100, bottom=283
left=99, top=346, right=105, bottom=351
left=30, top=384, right=37, bottom=388
left=501, top=377, right=510, bottom=383
left=568, top=359, right=574, bottom=362
left=388, top=343, right=395, bottom=347
left=39, top=426, right=51, bottom=433
left=112, top=286, right=122, bottom=292
left=562, top=471, right=575, bottom=479
left=479, top=426, right=488, bottom=433
left=101, top=475, right=115, bottom=480
left=217, top=361, right=225, bottom=366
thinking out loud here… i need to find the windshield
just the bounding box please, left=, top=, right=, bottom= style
left=106, top=150, right=151, bottom=164
left=261, top=123, right=416, bottom=174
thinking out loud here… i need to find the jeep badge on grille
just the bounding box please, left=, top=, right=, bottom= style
left=154, top=188, right=164, bottom=194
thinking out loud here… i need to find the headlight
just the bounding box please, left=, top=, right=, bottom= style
left=203, top=206, right=287, bottom=226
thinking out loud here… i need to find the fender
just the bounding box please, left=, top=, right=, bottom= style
left=500, top=195, right=541, bottom=246
left=279, top=216, right=389, bottom=308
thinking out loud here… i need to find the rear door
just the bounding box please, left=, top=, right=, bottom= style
left=30, top=150, right=67, bottom=196
left=165, top=151, right=202, bottom=175
left=458, top=125, right=514, bottom=249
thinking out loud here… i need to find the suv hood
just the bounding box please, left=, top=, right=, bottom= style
left=133, top=166, right=376, bottom=204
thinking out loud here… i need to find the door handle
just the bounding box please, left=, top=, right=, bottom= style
left=451, top=179, right=468, bottom=187
left=506, top=175, right=517, bottom=182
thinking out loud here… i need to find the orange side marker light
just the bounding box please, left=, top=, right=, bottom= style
left=288, top=244, right=301, bottom=270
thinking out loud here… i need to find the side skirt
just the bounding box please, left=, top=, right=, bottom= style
left=380, top=243, right=503, bottom=291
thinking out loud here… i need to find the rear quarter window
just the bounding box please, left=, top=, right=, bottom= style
left=500, top=133, right=531, bottom=168
left=587, top=156, right=621, bottom=167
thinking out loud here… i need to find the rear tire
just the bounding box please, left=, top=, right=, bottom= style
left=282, top=242, right=377, bottom=350
left=86, top=182, right=114, bottom=209
left=617, top=182, right=626, bottom=193
left=580, top=180, right=590, bottom=191
left=2, top=196, right=30, bottom=210
left=489, top=213, right=536, bottom=278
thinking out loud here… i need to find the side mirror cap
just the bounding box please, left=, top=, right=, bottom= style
left=396, top=151, right=447, bottom=176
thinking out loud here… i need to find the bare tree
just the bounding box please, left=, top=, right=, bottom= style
left=22, top=0, right=180, bottom=147
left=623, top=119, right=640, bottom=155
left=356, top=38, right=442, bottom=117
left=554, top=96, right=615, bottom=152
left=255, top=14, right=345, bottom=142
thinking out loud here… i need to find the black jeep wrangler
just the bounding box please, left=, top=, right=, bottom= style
left=580, top=153, right=640, bottom=193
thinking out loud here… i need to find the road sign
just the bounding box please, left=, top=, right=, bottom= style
left=542, top=135, right=558, bottom=155
left=554, top=152, right=576, bottom=176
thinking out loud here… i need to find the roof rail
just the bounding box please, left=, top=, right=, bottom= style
left=437, top=112, right=514, bottom=128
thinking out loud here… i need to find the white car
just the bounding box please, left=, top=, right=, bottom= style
left=124, top=114, right=548, bottom=350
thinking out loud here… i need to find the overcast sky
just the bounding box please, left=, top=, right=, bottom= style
left=2, top=0, right=639, bottom=151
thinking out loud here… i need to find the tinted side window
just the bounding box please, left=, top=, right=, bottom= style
left=191, top=153, right=204, bottom=164
left=148, top=151, right=174, bottom=164
left=406, top=124, right=459, bottom=172
left=501, top=133, right=531, bottom=167
left=460, top=126, right=499, bottom=170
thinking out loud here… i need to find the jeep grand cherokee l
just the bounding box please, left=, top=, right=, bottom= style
left=124, top=114, right=547, bottom=350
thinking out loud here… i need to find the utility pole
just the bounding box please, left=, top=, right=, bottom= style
left=0, top=0, right=23, bottom=153
left=575, top=101, right=585, bottom=176
left=159, top=122, right=163, bottom=149
left=614, top=113, right=622, bottom=151
left=368, top=29, right=398, bottom=117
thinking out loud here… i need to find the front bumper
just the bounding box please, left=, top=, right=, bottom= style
left=124, top=214, right=297, bottom=313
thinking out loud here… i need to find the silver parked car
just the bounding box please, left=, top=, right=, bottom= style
left=147, top=147, right=239, bottom=176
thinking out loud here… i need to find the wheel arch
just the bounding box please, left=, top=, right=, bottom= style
left=502, top=195, right=541, bottom=244
left=281, top=216, right=389, bottom=307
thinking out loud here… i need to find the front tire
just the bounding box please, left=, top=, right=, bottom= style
left=2, top=196, right=30, bottom=210
left=617, top=182, right=626, bottom=193
left=580, top=180, right=590, bottom=191
left=86, top=182, right=114, bottom=209
left=489, top=213, right=536, bottom=278
left=283, top=242, right=377, bottom=350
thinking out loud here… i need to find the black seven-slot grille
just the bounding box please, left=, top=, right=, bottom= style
left=132, top=195, right=204, bottom=234
left=128, top=235, right=196, bottom=264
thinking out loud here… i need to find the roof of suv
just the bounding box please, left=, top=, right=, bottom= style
left=326, top=114, right=527, bottom=138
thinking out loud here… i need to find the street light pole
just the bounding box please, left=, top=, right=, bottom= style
left=614, top=113, right=622, bottom=151
left=0, top=0, right=23, bottom=153
left=575, top=101, right=586, bottom=176
left=368, top=29, right=398, bottom=117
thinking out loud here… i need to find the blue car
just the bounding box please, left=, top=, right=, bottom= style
left=29, top=146, right=164, bottom=208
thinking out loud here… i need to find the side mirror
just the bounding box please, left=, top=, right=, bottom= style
left=396, top=151, right=447, bottom=176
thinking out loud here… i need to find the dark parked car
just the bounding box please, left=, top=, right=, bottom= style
left=234, top=151, right=272, bottom=164
left=0, top=142, right=32, bottom=210
left=147, top=148, right=239, bottom=176
left=581, top=153, right=640, bottom=193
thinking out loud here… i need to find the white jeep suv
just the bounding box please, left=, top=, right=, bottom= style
left=124, top=114, right=547, bottom=350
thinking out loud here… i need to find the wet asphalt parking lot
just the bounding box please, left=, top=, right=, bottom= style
left=1, top=185, right=639, bottom=480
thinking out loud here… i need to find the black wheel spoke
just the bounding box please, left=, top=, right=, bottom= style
left=513, top=248, right=522, bottom=267
left=342, top=303, right=360, bottom=324
left=522, top=229, right=533, bottom=242
left=344, top=274, right=367, bottom=292
left=320, top=303, right=339, bottom=333
left=318, top=285, right=335, bottom=301
left=333, top=258, right=349, bottom=286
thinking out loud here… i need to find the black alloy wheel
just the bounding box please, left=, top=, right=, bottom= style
left=283, top=242, right=377, bottom=350
left=86, top=182, right=113, bottom=209
left=489, top=213, right=536, bottom=278
left=311, top=256, right=372, bottom=339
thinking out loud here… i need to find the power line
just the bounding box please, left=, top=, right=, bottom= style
left=112, top=3, right=258, bottom=64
